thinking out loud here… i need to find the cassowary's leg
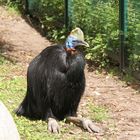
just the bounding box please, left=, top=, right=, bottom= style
left=66, top=116, right=101, bottom=133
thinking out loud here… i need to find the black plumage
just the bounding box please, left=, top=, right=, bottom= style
left=16, top=44, right=85, bottom=121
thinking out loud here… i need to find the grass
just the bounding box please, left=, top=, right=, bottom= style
left=0, top=0, right=21, bottom=16
left=6, top=5, right=20, bottom=16
left=0, top=55, right=108, bottom=139
left=87, top=103, right=109, bottom=122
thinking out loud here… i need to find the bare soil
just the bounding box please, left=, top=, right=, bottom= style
left=0, top=6, right=140, bottom=140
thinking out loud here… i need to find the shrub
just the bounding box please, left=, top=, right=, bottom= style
left=1, top=0, right=139, bottom=72
left=72, top=0, right=119, bottom=67
left=128, top=1, right=140, bottom=71
left=28, top=0, right=65, bottom=41
left=72, top=0, right=140, bottom=71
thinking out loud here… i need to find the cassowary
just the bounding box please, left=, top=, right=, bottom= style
left=16, top=28, right=100, bottom=133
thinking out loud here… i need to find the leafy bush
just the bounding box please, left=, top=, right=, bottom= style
left=1, top=0, right=139, bottom=72
left=128, top=1, right=140, bottom=71
left=72, top=0, right=119, bottom=67
left=72, top=0, right=140, bottom=71
left=0, top=0, right=22, bottom=12
left=28, top=0, right=66, bottom=41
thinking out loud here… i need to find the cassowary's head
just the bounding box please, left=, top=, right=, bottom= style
left=65, top=28, right=89, bottom=51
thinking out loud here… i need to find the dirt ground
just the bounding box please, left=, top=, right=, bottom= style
left=0, top=6, right=140, bottom=140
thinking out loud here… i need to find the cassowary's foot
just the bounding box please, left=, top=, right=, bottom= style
left=48, top=118, right=60, bottom=133
left=82, top=119, right=100, bottom=133
left=66, top=116, right=101, bottom=133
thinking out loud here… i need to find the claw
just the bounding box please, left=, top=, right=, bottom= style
left=48, top=118, right=60, bottom=133
left=82, top=119, right=100, bottom=133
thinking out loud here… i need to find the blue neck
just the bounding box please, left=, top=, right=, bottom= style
left=65, top=35, right=77, bottom=49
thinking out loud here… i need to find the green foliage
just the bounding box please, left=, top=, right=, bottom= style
left=1, top=0, right=139, bottom=72
left=0, top=55, right=6, bottom=64
left=0, top=0, right=22, bottom=15
left=72, top=0, right=119, bottom=68
left=0, top=0, right=21, bottom=7
left=28, top=0, right=66, bottom=41
left=33, top=0, right=139, bottom=72
left=127, top=1, right=140, bottom=71
left=87, top=103, right=109, bottom=122
left=72, top=0, right=139, bottom=71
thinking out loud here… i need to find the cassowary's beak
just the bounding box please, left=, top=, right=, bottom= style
left=73, top=40, right=89, bottom=47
